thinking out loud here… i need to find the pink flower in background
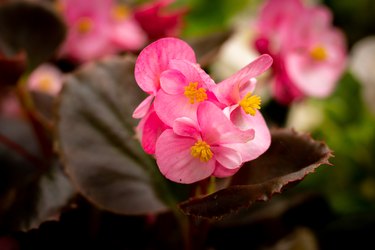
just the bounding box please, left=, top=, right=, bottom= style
left=155, top=102, right=254, bottom=184
left=213, top=54, right=273, bottom=162
left=254, top=0, right=347, bottom=105
left=27, top=64, right=63, bottom=96
left=134, top=0, right=186, bottom=40
left=58, top=0, right=146, bottom=63
left=58, top=0, right=113, bottom=62
left=109, top=3, right=147, bottom=51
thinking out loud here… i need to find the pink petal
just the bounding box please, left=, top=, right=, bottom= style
left=212, top=146, right=242, bottom=169
left=160, top=69, right=186, bottom=95
left=132, top=94, right=154, bottom=119
left=197, top=102, right=254, bottom=145
left=154, top=90, right=199, bottom=127
left=134, top=38, right=196, bottom=94
left=229, top=108, right=271, bottom=162
left=110, top=19, right=147, bottom=51
left=169, top=59, right=216, bottom=89
left=173, top=117, right=200, bottom=139
left=214, top=54, right=273, bottom=105
left=155, top=130, right=215, bottom=184
left=141, top=110, right=168, bottom=154
left=213, top=164, right=241, bottom=178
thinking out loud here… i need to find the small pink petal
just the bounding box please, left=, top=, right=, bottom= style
left=160, top=69, right=186, bottom=95
left=134, top=37, right=196, bottom=94
left=155, top=130, right=215, bottom=184
left=132, top=94, right=154, bottom=119
left=173, top=117, right=200, bottom=139
left=213, top=163, right=241, bottom=178
left=154, top=90, right=199, bottom=127
left=141, top=110, right=168, bottom=154
left=197, top=102, right=254, bottom=145
left=212, top=146, right=242, bottom=169
left=214, top=54, right=273, bottom=105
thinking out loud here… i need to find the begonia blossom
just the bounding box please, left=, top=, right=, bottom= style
left=133, top=37, right=273, bottom=184
left=213, top=54, right=273, bottom=162
left=27, top=63, right=63, bottom=96
left=254, top=0, right=347, bottom=104
left=132, top=37, right=196, bottom=154
left=134, top=0, right=186, bottom=40
left=58, top=0, right=146, bottom=63
left=155, top=101, right=254, bottom=184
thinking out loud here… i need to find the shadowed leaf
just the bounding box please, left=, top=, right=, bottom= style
left=56, top=55, right=169, bottom=215
left=0, top=1, right=66, bottom=70
left=179, top=128, right=333, bottom=219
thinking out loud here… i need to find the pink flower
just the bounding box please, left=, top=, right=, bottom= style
left=132, top=37, right=196, bottom=154
left=58, top=0, right=146, bottom=63
left=58, top=0, right=113, bottom=62
left=254, top=0, right=347, bottom=104
left=213, top=54, right=273, bottom=162
left=155, top=102, right=254, bottom=184
left=27, top=64, right=63, bottom=96
left=109, top=3, right=147, bottom=51
left=132, top=37, right=196, bottom=119
left=134, top=0, right=186, bottom=40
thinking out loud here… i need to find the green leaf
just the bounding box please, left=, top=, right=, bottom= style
left=0, top=1, right=66, bottom=70
left=56, top=55, right=170, bottom=215
left=179, top=128, right=333, bottom=219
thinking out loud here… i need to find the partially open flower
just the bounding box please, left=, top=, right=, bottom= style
left=27, top=63, right=63, bottom=96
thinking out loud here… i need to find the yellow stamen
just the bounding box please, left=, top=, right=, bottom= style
left=76, top=17, right=93, bottom=34
left=310, top=45, right=327, bottom=61
left=112, top=5, right=130, bottom=21
left=184, top=82, right=207, bottom=104
left=191, top=140, right=213, bottom=162
left=239, top=93, right=261, bottom=116
left=38, top=76, right=53, bottom=92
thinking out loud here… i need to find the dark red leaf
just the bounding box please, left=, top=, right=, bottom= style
left=179, top=128, right=333, bottom=219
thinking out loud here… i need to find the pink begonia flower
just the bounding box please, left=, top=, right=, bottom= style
left=109, top=3, right=147, bottom=51
left=155, top=101, right=255, bottom=184
left=132, top=37, right=196, bottom=119
left=213, top=54, right=273, bottom=162
left=134, top=0, right=186, bottom=40
left=254, top=0, right=347, bottom=105
left=58, top=0, right=146, bottom=63
left=27, top=64, right=63, bottom=96
left=132, top=37, right=196, bottom=154
left=58, top=0, right=113, bottom=62
left=154, top=59, right=217, bottom=127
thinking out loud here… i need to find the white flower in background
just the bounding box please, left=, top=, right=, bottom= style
left=286, top=100, right=324, bottom=133
left=350, top=36, right=375, bottom=115
left=28, top=64, right=64, bottom=96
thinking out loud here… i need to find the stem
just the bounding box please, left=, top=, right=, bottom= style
left=15, top=76, right=53, bottom=168
left=0, top=133, right=44, bottom=168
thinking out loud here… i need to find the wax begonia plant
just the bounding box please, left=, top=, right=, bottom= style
left=132, top=38, right=273, bottom=183
left=253, top=0, right=347, bottom=105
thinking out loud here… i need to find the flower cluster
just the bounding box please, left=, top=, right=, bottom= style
left=133, top=38, right=273, bottom=184
left=57, top=0, right=185, bottom=63
left=253, top=0, right=347, bottom=104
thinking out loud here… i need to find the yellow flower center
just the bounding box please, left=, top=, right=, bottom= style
left=191, top=140, right=213, bottom=162
left=76, top=17, right=93, bottom=34
left=184, top=82, right=208, bottom=104
left=112, top=5, right=130, bottom=21
left=239, top=93, right=261, bottom=116
left=38, top=76, right=53, bottom=93
left=310, top=45, right=327, bottom=61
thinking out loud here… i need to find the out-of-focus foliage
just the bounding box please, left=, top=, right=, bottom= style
left=292, top=72, right=375, bottom=215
